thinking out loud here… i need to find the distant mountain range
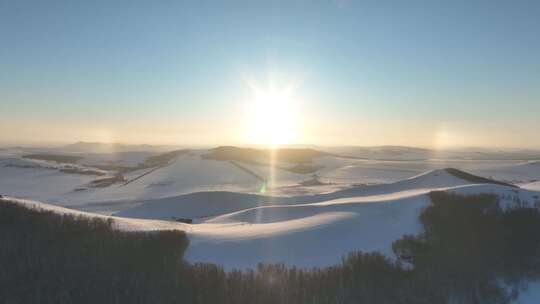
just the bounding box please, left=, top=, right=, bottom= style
left=321, top=145, right=540, bottom=161
left=63, top=141, right=181, bottom=153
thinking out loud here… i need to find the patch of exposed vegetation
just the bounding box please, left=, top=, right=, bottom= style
left=6, top=160, right=105, bottom=176
left=4, top=163, right=56, bottom=170
left=88, top=174, right=126, bottom=187
left=87, top=150, right=190, bottom=187
left=59, top=166, right=106, bottom=176
left=22, top=153, right=82, bottom=164
left=91, top=150, right=189, bottom=174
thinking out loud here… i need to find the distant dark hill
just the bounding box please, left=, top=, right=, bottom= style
left=64, top=141, right=176, bottom=152
left=143, top=149, right=190, bottom=167
left=324, top=145, right=434, bottom=160
left=444, top=168, right=518, bottom=188
left=324, top=146, right=540, bottom=161
left=203, top=146, right=329, bottom=164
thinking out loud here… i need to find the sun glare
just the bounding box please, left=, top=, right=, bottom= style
left=244, top=87, right=300, bottom=146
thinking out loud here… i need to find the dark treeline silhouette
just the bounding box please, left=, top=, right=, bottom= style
left=392, top=192, right=540, bottom=303
left=0, top=202, right=190, bottom=304
left=2, top=191, right=540, bottom=303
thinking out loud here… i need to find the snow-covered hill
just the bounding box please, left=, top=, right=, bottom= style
left=5, top=164, right=540, bottom=302
left=2, top=146, right=539, bottom=215
left=5, top=167, right=539, bottom=269
left=523, top=180, right=540, bottom=191
left=115, top=168, right=500, bottom=221
left=186, top=182, right=538, bottom=268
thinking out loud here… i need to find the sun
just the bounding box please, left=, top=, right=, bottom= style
left=244, top=87, right=300, bottom=146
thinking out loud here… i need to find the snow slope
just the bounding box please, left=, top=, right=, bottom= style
left=111, top=169, right=539, bottom=269
left=0, top=151, right=272, bottom=212
left=3, top=145, right=539, bottom=214
left=523, top=181, right=540, bottom=191
left=7, top=173, right=538, bottom=270
left=186, top=190, right=430, bottom=268
left=0, top=158, right=97, bottom=202
left=116, top=169, right=472, bottom=221
left=185, top=183, right=539, bottom=269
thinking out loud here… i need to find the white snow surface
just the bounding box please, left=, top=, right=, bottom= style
left=115, top=167, right=470, bottom=221
left=4, top=168, right=540, bottom=271
left=2, top=147, right=540, bottom=213
left=522, top=180, right=540, bottom=191
left=3, top=147, right=540, bottom=303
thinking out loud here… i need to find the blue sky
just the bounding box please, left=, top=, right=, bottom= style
left=1, top=0, right=539, bottom=147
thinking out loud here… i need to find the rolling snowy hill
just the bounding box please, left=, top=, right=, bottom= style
left=4, top=163, right=540, bottom=303
left=4, top=167, right=539, bottom=269
left=2, top=146, right=540, bottom=215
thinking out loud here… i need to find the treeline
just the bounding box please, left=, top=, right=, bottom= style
left=2, top=192, right=540, bottom=303
left=0, top=202, right=190, bottom=304
left=392, top=192, right=540, bottom=303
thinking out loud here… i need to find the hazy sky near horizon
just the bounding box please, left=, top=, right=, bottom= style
left=1, top=0, right=539, bottom=148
